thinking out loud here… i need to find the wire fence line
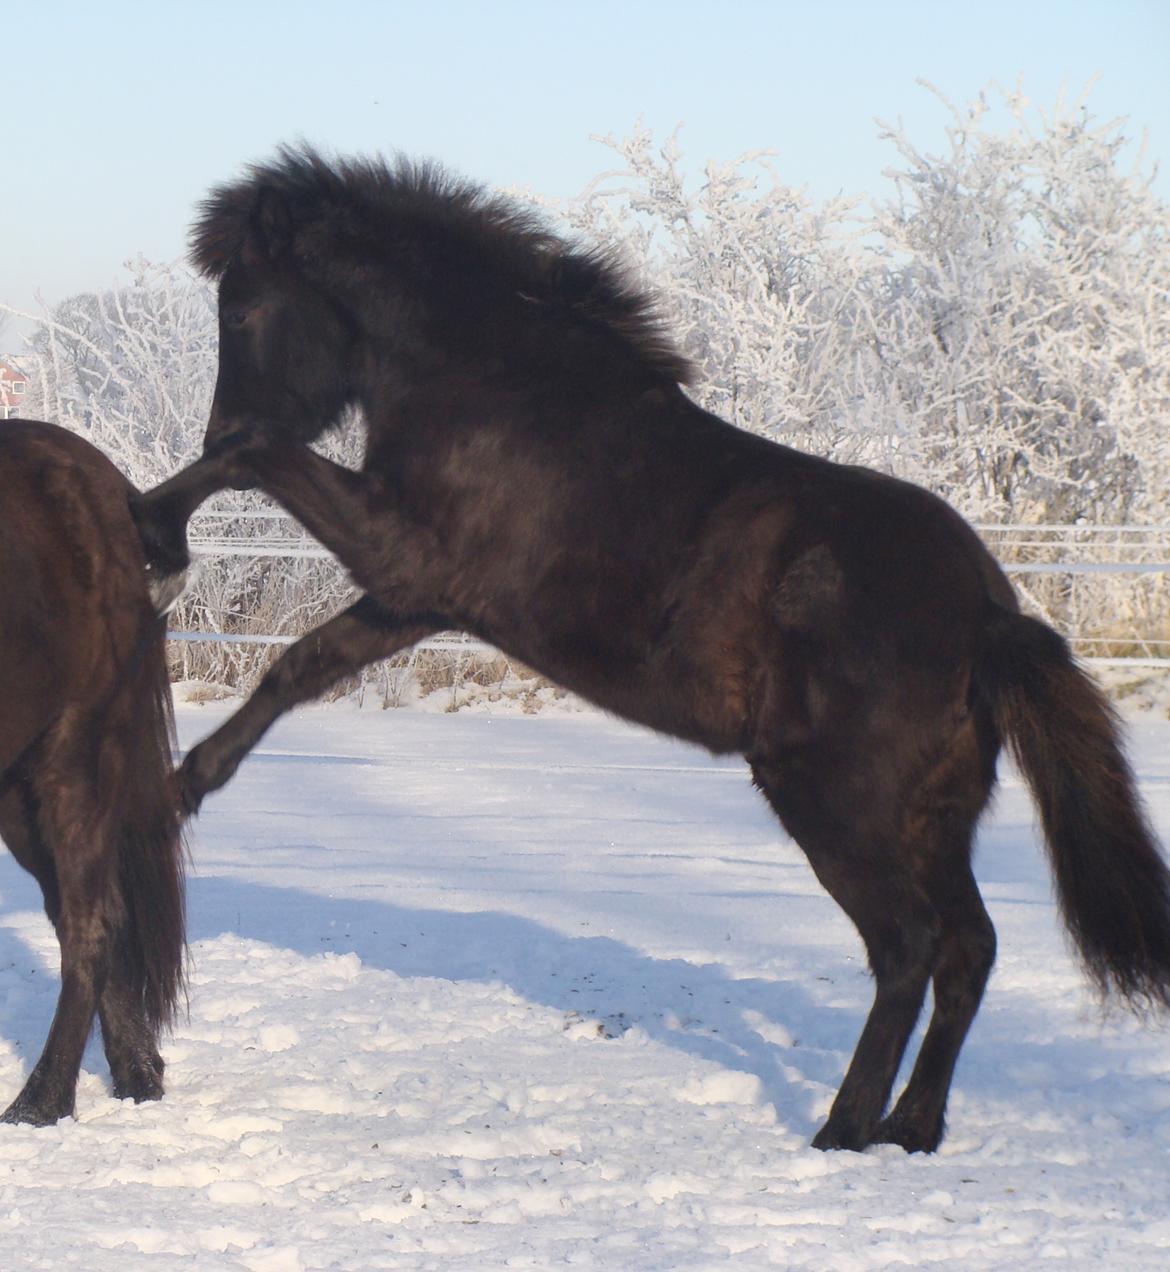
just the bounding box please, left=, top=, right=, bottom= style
left=166, top=514, right=1170, bottom=673
left=975, top=524, right=1169, bottom=669
left=168, top=628, right=495, bottom=654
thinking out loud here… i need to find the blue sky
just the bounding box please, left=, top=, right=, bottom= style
left=4, top=0, right=1168, bottom=338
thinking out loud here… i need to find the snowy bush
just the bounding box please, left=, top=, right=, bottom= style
left=17, top=258, right=218, bottom=485
left=868, top=82, right=1170, bottom=523
left=562, top=84, right=1169, bottom=525
left=562, top=126, right=874, bottom=460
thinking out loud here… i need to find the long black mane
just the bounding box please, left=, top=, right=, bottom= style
left=190, top=144, right=694, bottom=386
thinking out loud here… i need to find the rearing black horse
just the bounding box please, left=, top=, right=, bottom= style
left=135, top=146, right=1170, bottom=1153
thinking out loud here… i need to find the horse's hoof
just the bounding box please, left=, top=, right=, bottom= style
left=129, top=493, right=192, bottom=579
left=112, top=1071, right=165, bottom=1104
left=869, top=1113, right=943, bottom=1154
left=146, top=564, right=189, bottom=616
left=1, top=1093, right=74, bottom=1127
left=811, top=1120, right=870, bottom=1153
left=203, top=426, right=270, bottom=488
left=173, top=768, right=205, bottom=819
left=202, top=426, right=260, bottom=460
left=179, top=782, right=204, bottom=819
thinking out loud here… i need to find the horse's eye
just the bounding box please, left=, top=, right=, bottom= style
left=222, top=307, right=251, bottom=329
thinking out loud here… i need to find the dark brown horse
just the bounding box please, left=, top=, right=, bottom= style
left=0, top=420, right=185, bottom=1125
left=134, top=147, right=1170, bottom=1153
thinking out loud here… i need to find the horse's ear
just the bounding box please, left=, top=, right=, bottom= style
left=248, top=185, right=293, bottom=261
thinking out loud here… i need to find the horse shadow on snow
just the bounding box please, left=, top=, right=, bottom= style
left=0, top=749, right=1155, bottom=1144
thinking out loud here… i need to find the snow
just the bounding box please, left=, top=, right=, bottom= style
left=1, top=699, right=1169, bottom=1269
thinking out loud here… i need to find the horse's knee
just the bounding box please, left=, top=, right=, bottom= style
left=869, top=905, right=942, bottom=991
left=263, top=644, right=322, bottom=701
left=941, top=912, right=997, bottom=1000
left=968, top=912, right=997, bottom=980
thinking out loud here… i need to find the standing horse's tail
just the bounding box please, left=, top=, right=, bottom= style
left=976, top=606, right=1170, bottom=1011
left=105, top=610, right=187, bottom=1031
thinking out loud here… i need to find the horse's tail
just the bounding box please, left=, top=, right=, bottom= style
left=976, top=605, right=1170, bottom=1011
left=105, top=611, right=187, bottom=1030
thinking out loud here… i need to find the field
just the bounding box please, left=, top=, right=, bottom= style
left=1, top=698, right=1168, bottom=1269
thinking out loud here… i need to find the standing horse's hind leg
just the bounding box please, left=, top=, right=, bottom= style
left=98, top=948, right=165, bottom=1105
left=753, top=758, right=942, bottom=1152
left=871, top=729, right=998, bottom=1151
left=3, top=920, right=113, bottom=1126
left=870, top=862, right=995, bottom=1151
left=0, top=772, right=118, bottom=1126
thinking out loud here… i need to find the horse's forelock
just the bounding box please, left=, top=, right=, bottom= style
left=189, top=182, right=253, bottom=279
left=188, top=146, right=327, bottom=278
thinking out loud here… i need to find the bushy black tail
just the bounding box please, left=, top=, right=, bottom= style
left=977, top=607, right=1170, bottom=1011
left=106, top=613, right=187, bottom=1030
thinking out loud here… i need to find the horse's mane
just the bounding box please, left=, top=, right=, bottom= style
left=191, top=144, right=695, bottom=386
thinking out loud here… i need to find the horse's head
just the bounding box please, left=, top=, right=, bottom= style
left=201, top=185, right=357, bottom=453
left=192, top=144, right=693, bottom=459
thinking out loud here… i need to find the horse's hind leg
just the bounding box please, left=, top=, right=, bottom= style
left=0, top=783, right=66, bottom=1123
left=98, top=945, right=165, bottom=1105
left=872, top=731, right=998, bottom=1151
left=0, top=780, right=59, bottom=923
left=97, top=815, right=169, bottom=1108
left=753, top=755, right=942, bottom=1152
left=0, top=770, right=118, bottom=1126
left=870, top=861, right=994, bottom=1151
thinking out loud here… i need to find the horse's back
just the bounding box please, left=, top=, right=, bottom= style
left=0, top=421, right=150, bottom=770
left=616, top=404, right=1019, bottom=754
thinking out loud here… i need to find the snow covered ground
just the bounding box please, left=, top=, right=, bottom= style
left=1, top=698, right=1168, bottom=1270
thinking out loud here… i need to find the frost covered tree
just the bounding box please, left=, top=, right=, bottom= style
left=560, top=127, right=878, bottom=460
left=12, top=259, right=218, bottom=485
left=559, top=87, right=1170, bottom=524
left=869, top=81, right=1170, bottom=522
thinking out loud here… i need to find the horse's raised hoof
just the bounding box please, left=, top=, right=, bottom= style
left=202, top=426, right=259, bottom=460
left=146, top=563, right=189, bottom=616
left=202, top=426, right=273, bottom=489
left=129, top=491, right=192, bottom=579
left=176, top=736, right=241, bottom=817
left=174, top=763, right=206, bottom=819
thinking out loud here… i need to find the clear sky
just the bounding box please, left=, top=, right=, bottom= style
left=3, top=0, right=1167, bottom=340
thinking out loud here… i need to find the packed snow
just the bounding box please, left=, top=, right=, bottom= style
left=1, top=696, right=1168, bottom=1269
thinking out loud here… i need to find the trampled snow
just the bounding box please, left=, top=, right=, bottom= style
left=1, top=699, right=1168, bottom=1269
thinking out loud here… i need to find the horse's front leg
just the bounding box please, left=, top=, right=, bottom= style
left=234, top=442, right=390, bottom=583
left=179, top=595, right=446, bottom=815
left=136, top=433, right=382, bottom=590
left=131, top=447, right=256, bottom=596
